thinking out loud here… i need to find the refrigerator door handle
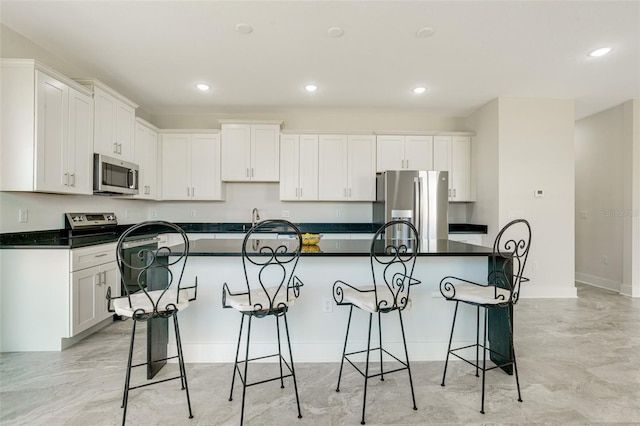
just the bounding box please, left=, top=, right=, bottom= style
left=414, top=177, right=422, bottom=239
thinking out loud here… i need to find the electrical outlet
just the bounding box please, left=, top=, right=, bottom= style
left=282, top=210, right=290, bottom=218
left=322, top=297, right=333, bottom=313
left=18, top=209, right=28, bottom=223
left=336, top=210, right=342, bottom=218
left=149, top=209, right=158, bottom=219
left=191, top=210, right=197, bottom=218
left=602, top=255, right=608, bottom=265
left=579, top=210, right=588, bottom=219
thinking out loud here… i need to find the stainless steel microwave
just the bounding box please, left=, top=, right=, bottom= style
left=93, top=154, right=139, bottom=195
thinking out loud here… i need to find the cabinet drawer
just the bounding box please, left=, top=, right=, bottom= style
left=71, top=242, right=117, bottom=271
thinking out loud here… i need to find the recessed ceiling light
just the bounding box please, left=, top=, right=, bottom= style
left=588, top=47, right=612, bottom=57
left=196, top=83, right=210, bottom=91
left=413, top=87, right=427, bottom=94
left=235, top=23, right=253, bottom=34
left=305, top=84, right=318, bottom=92
left=327, top=27, right=344, bottom=38
left=416, top=27, right=434, bottom=38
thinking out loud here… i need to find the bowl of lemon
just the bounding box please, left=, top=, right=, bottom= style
left=301, top=233, right=322, bottom=246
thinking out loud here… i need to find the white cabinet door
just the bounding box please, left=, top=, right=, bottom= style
left=376, top=135, right=404, bottom=172
left=134, top=120, right=159, bottom=200
left=280, top=134, right=318, bottom=201
left=318, top=134, right=348, bottom=200
left=93, top=86, right=135, bottom=161
left=319, top=134, right=375, bottom=201
left=279, top=134, right=299, bottom=200
left=451, top=136, right=471, bottom=201
left=67, top=87, right=93, bottom=195
left=161, top=134, right=191, bottom=200
left=71, top=266, right=100, bottom=335
left=298, top=135, right=319, bottom=200
left=161, top=133, right=222, bottom=200
left=35, top=71, right=68, bottom=193
left=221, top=124, right=251, bottom=181
left=376, top=135, right=433, bottom=172
left=405, top=136, right=433, bottom=170
left=251, top=124, right=280, bottom=181
left=221, top=123, right=280, bottom=182
left=434, top=136, right=472, bottom=201
left=191, top=134, right=222, bottom=200
left=100, top=261, right=120, bottom=320
left=347, top=135, right=376, bottom=201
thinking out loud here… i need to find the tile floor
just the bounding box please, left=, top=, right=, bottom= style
left=1, top=284, right=639, bottom=425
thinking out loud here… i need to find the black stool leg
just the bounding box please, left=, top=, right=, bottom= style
left=508, top=308, right=523, bottom=403
left=336, top=306, right=354, bottom=392
left=398, top=311, right=417, bottom=411
left=361, top=312, right=373, bottom=425
left=378, top=312, right=384, bottom=382
left=276, top=315, right=285, bottom=388
left=283, top=311, right=302, bottom=419
left=441, top=302, right=459, bottom=386
left=173, top=315, right=193, bottom=419
left=121, top=319, right=137, bottom=426
left=480, top=307, right=488, bottom=414
left=476, top=306, right=480, bottom=377
left=240, top=316, right=252, bottom=425
left=229, top=315, right=245, bottom=402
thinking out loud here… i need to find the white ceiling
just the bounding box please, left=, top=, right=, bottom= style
left=1, top=1, right=638, bottom=119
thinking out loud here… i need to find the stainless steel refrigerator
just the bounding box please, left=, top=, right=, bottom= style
left=373, top=170, right=449, bottom=240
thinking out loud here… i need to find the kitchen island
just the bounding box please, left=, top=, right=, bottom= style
left=152, top=237, right=512, bottom=369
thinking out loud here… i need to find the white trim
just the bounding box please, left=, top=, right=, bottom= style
left=519, top=284, right=578, bottom=298
left=73, top=78, right=139, bottom=108
left=620, top=283, right=635, bottom=297
left=575, top=272, right=621, bottom=293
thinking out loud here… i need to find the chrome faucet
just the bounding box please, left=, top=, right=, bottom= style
left=251, top=208, right=260, bottom=228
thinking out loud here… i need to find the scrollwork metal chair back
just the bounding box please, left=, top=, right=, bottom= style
left=369, top=220, right=420, bottom=312
left=232, top=219, right=302, bottom=316
left=113, top=221, right=192, bottom=320
left=488, top=219, right=531, bottom=305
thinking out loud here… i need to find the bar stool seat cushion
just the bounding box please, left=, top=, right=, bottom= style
left=225, top=286, right=296, bottom=312
left=339, top=284, right=409, bottom=314
left=113, top=289, right=191, bottom=317
left=446, top=284, right=512, bottom=305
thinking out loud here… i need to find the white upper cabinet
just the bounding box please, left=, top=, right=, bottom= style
left=161, top=132, right=223, bottom=201
left=433, top=135, right=473, bottom=201
left=0, top=60, right=94, bottom=195
left=318, top=134, right=376, bottom=201
left=134, top=119, right=159, bottom=200
left=75, top=79, right=138, bottom=162
left=376, top=135, right=433, bottom=172
left=280, top=134, right=319, bottom=201
left=221, top=122, right=282, bottom=182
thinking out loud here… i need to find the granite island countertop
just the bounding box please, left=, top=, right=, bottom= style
left=167, top=237, right=493, bottom=257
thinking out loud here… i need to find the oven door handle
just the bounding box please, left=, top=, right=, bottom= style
left=121, top=237, right=160, bottom=249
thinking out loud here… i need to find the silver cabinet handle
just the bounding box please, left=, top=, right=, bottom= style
left=187, top=187, right=190, bottom=197
left=94, top=253, right=108, bottom=258
left=191, top=187, right=195, bottom=197
left=300, top=187, right=303, bottom=197
left=246, top=168, right=249, bottom=177
left=295, top=188, right=298, bottom=197
left=349, top=188, right=352, bottom=197
left=117, top=143, right=122, bottom=154
left=64, top=172, right=69, bottom=186
left=344, top=188, right=347, bottom=197
left=70, top=173, right=75, bottom=187
left=453, top=188, right=456, bottom=198
left=102, top=271, right=107, bottom=285
left=113, top=142, right=118, bottom=153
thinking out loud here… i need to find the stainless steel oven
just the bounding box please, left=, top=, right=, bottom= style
left=120, top=235, right=160, bottom=294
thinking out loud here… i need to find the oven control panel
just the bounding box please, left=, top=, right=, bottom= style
left=65, top=212, right=118, bottom=229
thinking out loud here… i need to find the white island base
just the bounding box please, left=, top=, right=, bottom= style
left=168, top=254, right=493, bottom=363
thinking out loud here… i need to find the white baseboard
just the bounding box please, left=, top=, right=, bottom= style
left=575, top=272, right=621, bottom=293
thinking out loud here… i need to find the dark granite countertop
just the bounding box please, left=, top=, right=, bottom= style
left=171, top=238, right=493, bottom=257
left=0, top=222, right=487, bottom=249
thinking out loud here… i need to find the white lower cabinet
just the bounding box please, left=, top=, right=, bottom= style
left=70, top=243, right=120, bottom=336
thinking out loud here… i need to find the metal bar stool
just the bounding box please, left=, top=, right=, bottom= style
left=332, top=220, right=421, bottom=425
left=107, top=221, right=198, bottom=425
left=222, top=219, right=304, bottom=425
left=439, top=218, right=531, bottom=413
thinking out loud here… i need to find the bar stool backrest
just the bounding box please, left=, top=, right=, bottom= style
left=116, top=221, right=189, bottom=318
left=489, top=218, right=531, bottom=305
left=370, top=220, right=420, bottom=312
left=241, top=219, right=303, bottom=315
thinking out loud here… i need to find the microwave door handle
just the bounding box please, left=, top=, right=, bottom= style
left=129, top=169, right=138, bottom=189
